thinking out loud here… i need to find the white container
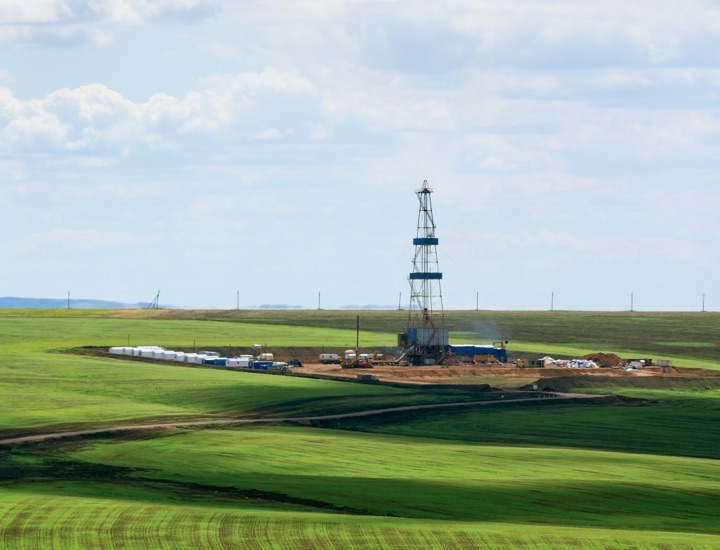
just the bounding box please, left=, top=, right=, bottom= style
left=109, top=347, right=124, bottom=355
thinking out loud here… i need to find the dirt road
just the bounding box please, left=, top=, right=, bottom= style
left=0, top=393, right=605, bottom=446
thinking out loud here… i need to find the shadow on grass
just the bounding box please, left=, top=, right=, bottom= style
left=2, top=448, right=719, bottom=536
left=320, top=398, right=720, bottom=460
left=152, top=382, right=484, bottom=418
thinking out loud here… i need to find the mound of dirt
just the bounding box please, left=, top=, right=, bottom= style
left=581, top=353, right=623, bottom=367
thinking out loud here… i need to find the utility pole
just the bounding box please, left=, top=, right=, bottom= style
left=702, top=293, right=706, bottom=312
left=67, top=291, right=70, bottom=310
left=630, top=292, right=634, bottom=312
left=550, top=292, right=554, bottom=312
left=398, top=292, right=402, bottom=310
left=236, top=290, right=239, bottom=310
left=476, top=291, right=479, bottom=311
left=318, top=292, right=321, bottom=310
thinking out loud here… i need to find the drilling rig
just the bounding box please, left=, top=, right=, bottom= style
left=398, top=181, right=449, bottom=365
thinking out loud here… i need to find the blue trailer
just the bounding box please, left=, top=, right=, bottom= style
left=202, top=357, right=228, bottom=367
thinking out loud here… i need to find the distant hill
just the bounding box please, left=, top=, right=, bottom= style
left=0, top=297, right=153, bottom=309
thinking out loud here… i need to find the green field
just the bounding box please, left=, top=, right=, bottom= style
left=1, top=309, right=720, bottom=548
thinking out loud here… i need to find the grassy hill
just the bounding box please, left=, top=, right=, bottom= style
left=1, top=309, right=719, bottom=548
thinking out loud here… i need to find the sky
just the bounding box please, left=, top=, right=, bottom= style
left=1, top=0, right=719, bottom=311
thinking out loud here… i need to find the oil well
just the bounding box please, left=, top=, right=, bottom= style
left=396, top=180, right=508, bottom=366
left=397, top=180, right=450, bottom=365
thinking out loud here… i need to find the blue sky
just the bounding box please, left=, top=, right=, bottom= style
left=1, top=0, right=719, bottom=310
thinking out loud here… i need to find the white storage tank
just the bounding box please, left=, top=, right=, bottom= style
left=109, top=347, right=124, bottom=355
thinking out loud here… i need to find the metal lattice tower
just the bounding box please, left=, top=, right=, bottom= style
left=408, top=180, right=445, bottom=328
left=400, top=180, right=448, bottom=365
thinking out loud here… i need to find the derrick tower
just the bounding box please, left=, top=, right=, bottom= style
left=400, top=180, right=448, bottom=365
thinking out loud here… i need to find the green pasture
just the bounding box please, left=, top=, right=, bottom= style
left=0, top=423, right=718, bottom=548
left=0, top=315, right=394, bottom=351
left=0, top=353, right=457, bottom=436
left=0, top=315, right=469, bottom=436
left=188, top=308, right=720, bottom=368
left=2, top=309, right=720, bottom=548
left=2, top=484, right=717, bottom=550
left=67, top=426, right=720, bottom=531
left=3, top=308, right=720, bottom=366
left=327, top=392, right=720, bottom=460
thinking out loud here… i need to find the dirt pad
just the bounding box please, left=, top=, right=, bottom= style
left=296, top=362, right=720, bottom=388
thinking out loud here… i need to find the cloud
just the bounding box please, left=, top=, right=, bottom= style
left=0, top=0, right=220, bottom=48
left=0, top=0, right=219, bottom=24
left=0, top=68, right=322, bottom=155
left=335, top=0, right=720, bottom=76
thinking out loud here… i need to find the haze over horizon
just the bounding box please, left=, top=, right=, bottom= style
left=1, top=1, right=719, bottom=312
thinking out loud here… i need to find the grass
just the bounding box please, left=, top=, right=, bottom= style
left=3, top=484, right=718, bottom=549
left=65, top=426, right=720, bottom=530
left=2, top=309, right=720, bottom=548
left=0, top=351, right=471, bottom=436
left=325, top=392, right=720, bottom=459
left=0, top=424, right=717, bottom=548
left=0, top=314, right=483, bottom=435
left=1, top=308, right=719, bottom=371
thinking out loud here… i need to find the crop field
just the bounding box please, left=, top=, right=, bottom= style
left=1, top=309, right=720, bottom=548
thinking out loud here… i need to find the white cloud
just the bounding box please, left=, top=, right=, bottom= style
left=0, top=69, right=322, bottom=154
left=0, top=0, right=220, bottom=48
left=0, top=0, right=219, bottom=24
left=1, top=0, right=719, bottom=309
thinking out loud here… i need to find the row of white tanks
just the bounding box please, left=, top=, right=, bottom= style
left=109, top=346, right=278, bottom=369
